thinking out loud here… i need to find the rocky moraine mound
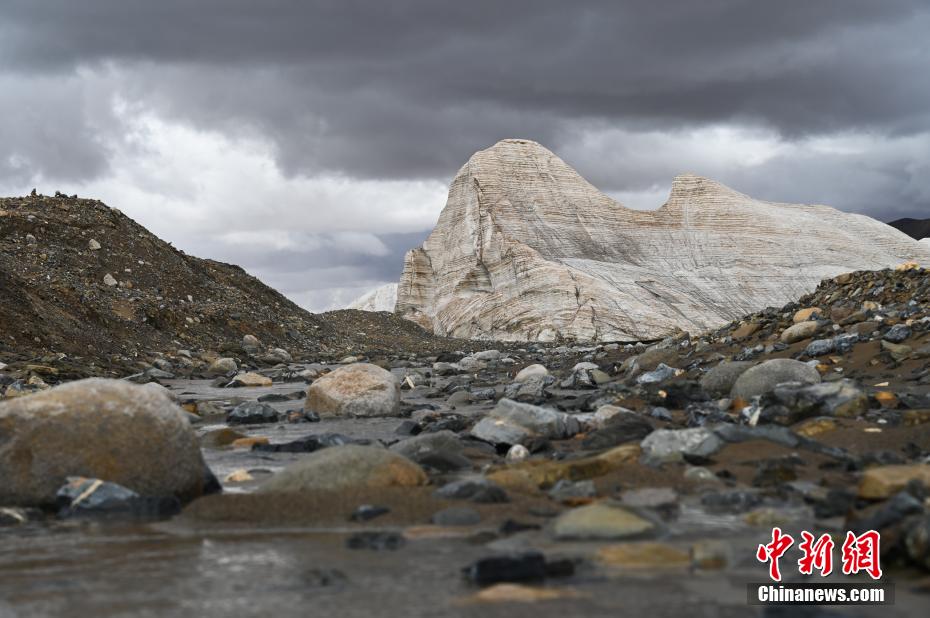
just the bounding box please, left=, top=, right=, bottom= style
left=0, top=193, right=462, bottom=379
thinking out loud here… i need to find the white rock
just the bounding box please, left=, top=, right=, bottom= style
left=921, top=238, right=930, bottom=248
left=266, top=348, right=292, bottom=363
left=88, top=239, right=101, bottom=251
left=506, top=444, right=530, bottom=462
left=572, top=362, right=599, bottom=371
left=456, top=355, right=484, bottom=371
left=102, top=273, right=117, bottom=286
left=305, top=363, right=400, bottom=417
left=474, top=349, right=501, bottom=361
left=640, top=427, right=724, bottom=464
left=514, top=364, right=548, bottom=382
left=347, top=283, right=398, bottom=312
left=397, top=139, right=930, bottom=341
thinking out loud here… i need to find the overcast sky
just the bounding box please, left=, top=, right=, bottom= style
left=2, top=1, right=928, bottom=311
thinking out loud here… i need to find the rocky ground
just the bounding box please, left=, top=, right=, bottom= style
left=0, top=193, right=470, bottom=379
left=2, top=258, right=930, bottom=615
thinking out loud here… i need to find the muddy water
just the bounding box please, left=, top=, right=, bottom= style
left=0, top=378, right=926, bottom=617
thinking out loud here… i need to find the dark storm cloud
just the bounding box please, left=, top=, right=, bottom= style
left=1, top=0, right=929, bottom=311
left=207, top=231, right=428, bottom=284
left=2, top=1, right=929, bottom=187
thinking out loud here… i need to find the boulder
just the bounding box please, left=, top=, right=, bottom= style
left=470, top=398, right=580, bottom=446
left=514, top=364, right=548, bottom=383
left=732, top=322, right=761, bottom=340
left=882, top=340, right=912, bottom=362
left=780, top=321, right=819, bottom=344
left=793, top=308, right=822, bottom=323
left=502, top=374, right=553, bottom=404
left=765, top=380, right=868, bottom=422
left=206, top=357, right=238, bottom=376
left=631, top=347, right=679, bottom=372
left=700, top=361, right=755, bottom=398
left=0, top=378, right=213, bottom=506
left=388, top=430, right=471, bottom=470
left=883, top=324, right=912, bottom=343
left=640, top=427, right=724, bottom=464
left=229, top=372, right=272, bottom=387
left=56, top=476, right=180, bottom=519
left=731, top=359, right=821, bottom=400
left=435, top=477, right=509, bottom=503
left=636, top=363, right=678, bottom=385
left=552, top=502, right=655, bottom=540
left=446, top=390, right=471, bottom=406
left=226, top=401, right=279, bottom=425
left=258, top=445, right=426, bottom=493
left=262, top=348, right=293, bottom=364
left=241, top=334, right=262, bottom=354
left=305, top=363, right=400, bottom=417
left=803, top=338, right=835, bottom=357
left=581, top=413, right=654, bottom=450
left=859, top=465, right=930, bottom=500
left=488, top=445, right=640, bottom=491
left=474, top=349, right=501, bottom=361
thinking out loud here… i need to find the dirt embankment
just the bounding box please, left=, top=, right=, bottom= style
left=0, top=194, right=463, bottom=376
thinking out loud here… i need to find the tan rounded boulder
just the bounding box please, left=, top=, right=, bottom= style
left=0, top=378, right=213, bottom=507
left=793, top=307, right=822, bottom=323
left=258, top=445, right=426, bottom=493
left=206, top=357, right=238, bottom=376
left=305, top=363, right=400, bottom=417
left=730, top=358, right=821, bottom=400
left=780, top=321, right=819, bottom=344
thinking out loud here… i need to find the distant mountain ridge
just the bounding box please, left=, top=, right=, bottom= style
left=888, top=218, right=930, bottom=241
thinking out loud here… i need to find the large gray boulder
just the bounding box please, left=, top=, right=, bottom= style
left=388, top=430, right=471, bottom=470
left=640, top=427, right=724, bottom=464
left=0, top=378, right=213, bottom=506
left=470, top=398, right=580, bottom=446
left=731, top=358, right=821, bottom=400
left=305, top=363, right=400, bottom=417
left=259, top=445, right=426, bottom=492
left=700, top=361, right=755, bottom=398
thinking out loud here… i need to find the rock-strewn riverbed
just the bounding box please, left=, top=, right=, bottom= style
left=2, top=266, right=930, bottom=617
